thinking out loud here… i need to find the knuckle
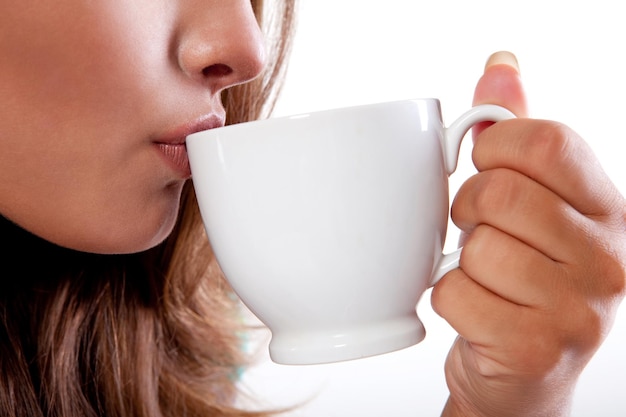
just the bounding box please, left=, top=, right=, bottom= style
left=581, top=226, right=626, bottom=300
left=562, top=299, right=606, bottom=354
left=472, top=169, right=526, bottom=220
left=430, top=269, right=464, bottom=317
left=460, top=225, right=494, bottom=271
left=557, top=277, right=615, bottom=354
left=579, top=307, right=606, bottom=348
left=602, top=256, right=626, bottom=300
left=595, top=249, right=626, bottom=300
left=430, top=273, right=449, bottom=315
left=523, top=120, right=576, bottom=167
left=452, top=168, right=533, bottom=235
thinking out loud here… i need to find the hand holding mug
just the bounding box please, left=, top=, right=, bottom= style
left=434, top=52, right=626, bottom=417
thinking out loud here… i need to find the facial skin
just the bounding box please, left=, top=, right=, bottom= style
left=0, top=0, right=265, bottom=254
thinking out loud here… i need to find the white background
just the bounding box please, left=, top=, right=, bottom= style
left=239, top=0, right=626, bottom=415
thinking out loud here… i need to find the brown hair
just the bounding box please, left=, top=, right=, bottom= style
left=0, top=0, right=297, bottom=416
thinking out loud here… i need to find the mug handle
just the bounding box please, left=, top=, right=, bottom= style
left=430, top=104, right=516, bottom=286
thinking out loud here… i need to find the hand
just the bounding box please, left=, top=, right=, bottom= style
left=432, top=51, right=626, bottom=417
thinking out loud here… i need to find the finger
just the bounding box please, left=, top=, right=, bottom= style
left=459, top=224, right=565, bottom=308
left=452, top=166, right=590, bottom=263
left=472, top=51, right=529, bottom=139
left=431, top=267, right=530, bottom=348
left=473, top=118, right=622, bottom=218
left=431, top=268, right=574, bottom=379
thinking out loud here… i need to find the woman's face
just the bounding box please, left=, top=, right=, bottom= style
left=0, top=0, right=264, bottom=254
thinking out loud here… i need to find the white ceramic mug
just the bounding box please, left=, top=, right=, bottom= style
left=187, top=99, right=514, bottom=365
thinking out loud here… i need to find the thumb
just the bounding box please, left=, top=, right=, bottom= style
left=472, top=51, right=529, bottom=139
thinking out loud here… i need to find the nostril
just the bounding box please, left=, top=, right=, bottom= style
left=202, top=63, right=233, bottom=78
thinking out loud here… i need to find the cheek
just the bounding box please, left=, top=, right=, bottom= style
left=0, top=97, right=179, bottom=253
left=0, top=3, right=182, bottom=253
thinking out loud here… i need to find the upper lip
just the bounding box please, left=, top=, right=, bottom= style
left=154, top=112, right=226, bottom=145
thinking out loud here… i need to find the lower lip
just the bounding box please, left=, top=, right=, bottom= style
left=155, top=143, right=191, bottom=178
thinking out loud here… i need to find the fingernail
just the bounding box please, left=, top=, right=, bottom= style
left=485, top=51, right=520, bottom=74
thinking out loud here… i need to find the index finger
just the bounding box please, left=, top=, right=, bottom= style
left=474, top=118, right=623, bottom=217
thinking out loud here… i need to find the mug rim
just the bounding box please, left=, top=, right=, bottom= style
left=186, top=97, right=441, bottom=143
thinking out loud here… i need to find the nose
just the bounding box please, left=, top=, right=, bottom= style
left=176, top=0, right=266, bottom=94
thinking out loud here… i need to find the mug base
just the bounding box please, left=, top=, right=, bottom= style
left=268, top=315, right=425, bottom=365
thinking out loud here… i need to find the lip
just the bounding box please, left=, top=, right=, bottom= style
left=154, top=113, right=225, bottom=178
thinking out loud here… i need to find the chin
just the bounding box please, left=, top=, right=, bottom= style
left=95, top=189, right=184, bottom=254
left=96, top=216, right=180, bottom=255
left=55, top=204, right=181, bottom=255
